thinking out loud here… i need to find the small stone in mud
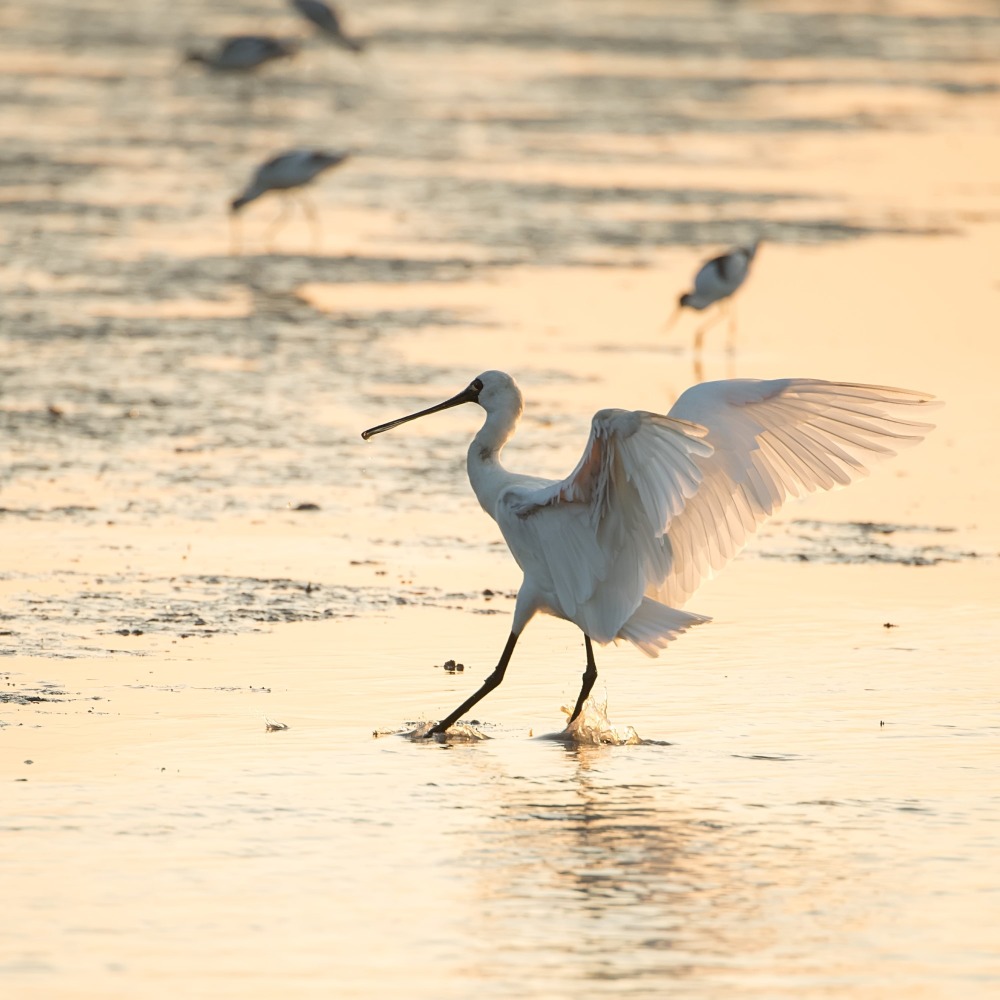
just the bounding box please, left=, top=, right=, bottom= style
left=883, top=622, right=898, bottom=629
left=265, top=718, right=289, bottom=732
left=293, top=502, right=321, bottom=511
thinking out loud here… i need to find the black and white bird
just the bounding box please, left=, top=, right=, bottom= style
left=186, top=35, right=300, bottom=72
left=289, top=0, right=365, bottom=52
left=230, top=149, right=351, bottom=249
left=666, top=241, right=761, bottom=353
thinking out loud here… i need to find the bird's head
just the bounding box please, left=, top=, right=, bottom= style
left=361, top=371, right=521, bottom=440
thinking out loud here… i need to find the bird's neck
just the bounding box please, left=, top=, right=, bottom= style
left=466, top=408, right=518, bottom=517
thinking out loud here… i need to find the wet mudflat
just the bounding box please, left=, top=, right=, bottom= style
left=2, top=0, right=999, bottom=996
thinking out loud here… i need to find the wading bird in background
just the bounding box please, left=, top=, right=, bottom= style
left=362, top=371, right=936, bottom=736
left=665, top=240, right=761, bottom=355
left=186, top=35, right=300, bottom=72
left=230, top=148, right=350, bottom=250
left=290, top=0, right=366, bottom=52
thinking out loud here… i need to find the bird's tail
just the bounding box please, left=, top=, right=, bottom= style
left=617, top=598, right=710, bottom=657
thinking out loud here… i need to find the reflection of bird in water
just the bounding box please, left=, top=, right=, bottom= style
left=230, top=149, right=350, bottom=250
left=289, top=0, right=365, bottom=52
left=665, top=241, right=761, bottom=356
left=186, top=35, right=300, bottom=72
left=362, top=370, right=937, bottom=736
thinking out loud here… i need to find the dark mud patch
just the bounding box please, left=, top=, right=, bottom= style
left=0, top=676, right=73, bottom=706
left=758, top=520, right=984, bottom=566
left=0, top=573, right=514, bottom=659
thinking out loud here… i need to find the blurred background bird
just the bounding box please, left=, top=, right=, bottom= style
left=230, top=148, right=351, bottom=251
left=289, top=0, right=365, bottom=52
left=665, top=240, right=762, bottom=356
left=185, top=35, right=300, bottom=73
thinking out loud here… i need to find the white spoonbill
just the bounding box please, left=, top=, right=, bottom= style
left=362, top=372, right=936, bottom=736
left=666, top=241, right=761, bottom=353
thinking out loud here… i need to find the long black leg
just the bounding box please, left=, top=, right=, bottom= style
left=568, top=636, right=598, bottom=724
left=427, top=632, right=519, bottom=736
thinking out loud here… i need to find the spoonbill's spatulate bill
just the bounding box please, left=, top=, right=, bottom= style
left=362, top=372, right=937, bottom=736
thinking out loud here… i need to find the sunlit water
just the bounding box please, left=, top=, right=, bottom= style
left=2, top=0, right=1000, bottom=996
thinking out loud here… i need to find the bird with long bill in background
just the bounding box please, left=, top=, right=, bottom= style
left=229, top=149, right=350, bottom=251
left=666, top=241, right=761, bottom=355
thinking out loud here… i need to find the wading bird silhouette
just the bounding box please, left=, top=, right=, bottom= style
left=230, top=149, right=350, bottom=250
left=665, top=241, right=761, bottom=354
left=362, top=371, right=936, bottom=736
left=186, top=35, right=300, bottom=72
left=289, top=0, right=365, bottom=52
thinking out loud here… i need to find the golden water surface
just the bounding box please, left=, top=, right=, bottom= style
left=1, top=0, right=998, bottom=997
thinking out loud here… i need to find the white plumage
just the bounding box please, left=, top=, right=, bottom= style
left=362, top=371, right=937, bottom=734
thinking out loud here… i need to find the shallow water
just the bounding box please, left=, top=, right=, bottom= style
left=2, top=0, right=999, bottom=996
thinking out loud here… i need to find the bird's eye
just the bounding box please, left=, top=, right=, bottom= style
left=472, top=378, right=484, bottom=392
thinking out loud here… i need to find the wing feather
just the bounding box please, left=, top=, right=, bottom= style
left=652, top=378, right=939, bottom=607
left=495, top=408, right=713, bottom=643
left=492, top=378, right=936, bottom=652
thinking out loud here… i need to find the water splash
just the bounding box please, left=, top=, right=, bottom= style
left=561, top=696, right=643, bottom=745
left=404, top=721, right=490, bottom=742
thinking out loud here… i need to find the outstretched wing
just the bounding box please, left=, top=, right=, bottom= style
left=495, top=408, right=713, bottom=643
left=654, top=378, right=939, bottom=607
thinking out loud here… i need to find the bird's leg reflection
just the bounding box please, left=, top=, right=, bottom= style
left=428, top=631, right=519, bottom=736
left=568, top=636, right=598, bottom=724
